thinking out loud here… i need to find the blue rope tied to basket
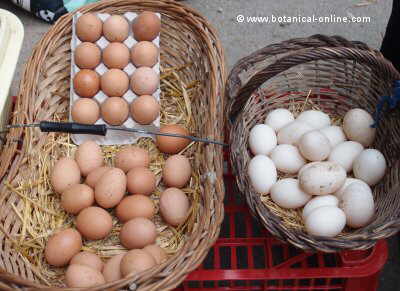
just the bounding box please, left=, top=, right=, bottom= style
left=371, top=80, right=400, bottom=128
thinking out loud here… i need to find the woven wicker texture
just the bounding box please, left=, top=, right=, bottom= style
left=0, top=0, right=225, bottom=290
left=227, top=34, right=400, bottom=252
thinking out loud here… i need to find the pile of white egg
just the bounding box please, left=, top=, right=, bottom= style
left=248, top=108, right=387, bottom=237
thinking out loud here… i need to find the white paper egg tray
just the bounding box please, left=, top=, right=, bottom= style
left=70, top=12, right=161, bottom=145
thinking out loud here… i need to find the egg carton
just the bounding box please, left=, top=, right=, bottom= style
left=70, top=12, right=161, bottom=145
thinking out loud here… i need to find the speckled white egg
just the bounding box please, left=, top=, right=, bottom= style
left=343, top=108, right=376, bottom=147
left=333, top=178, right=371, bottom=200
left=248, top=155, right=277, bottom=194
left=319, top=126, right=347, bottom=148
left=270, top=178, right=312, bottom=209
left=270, top=144, right=306, bottom=174
left=277, top=121, right=313, bottom=145
left=340, top=183, right=375, bottom=228
left=296, top=110, right=331, bottom=130
left=298, top=161, right=319, bottom=176
left=328, top=141, right=364, bottom=172
left=265, top=108, right=294, bottom=132
left=248, top=124, right=277, bottom=155
left=302, top=195, right=339, bottom=219
left=305, top=206, right=346, bottom=237
left=298, top=130, right=331, bottom=162
left=298, top=161, right=346, bottom=195
left=353, top=149, right=386, bottom=186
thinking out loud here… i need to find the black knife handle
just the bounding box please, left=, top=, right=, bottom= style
left=39, top=122, right=107, bottom=136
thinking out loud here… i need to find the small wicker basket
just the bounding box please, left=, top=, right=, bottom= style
left=227, top=34, right=400, bottom=252
left=0, top=0, right=225, bottom=290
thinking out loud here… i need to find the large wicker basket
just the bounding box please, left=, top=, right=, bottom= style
left=0, top=0, right=225, bottom=290
left=227, top=34, right=400, bottom=252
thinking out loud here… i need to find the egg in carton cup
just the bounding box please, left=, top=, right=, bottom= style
left=70, top=12, right=161, bottom=145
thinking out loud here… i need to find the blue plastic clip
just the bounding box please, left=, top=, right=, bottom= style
left=371, top=80, right=400, bottom=128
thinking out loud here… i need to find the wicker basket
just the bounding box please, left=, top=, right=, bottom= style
left=227, top=34, right=400, bottom=252
left=0, top=0, right=225, bottom=290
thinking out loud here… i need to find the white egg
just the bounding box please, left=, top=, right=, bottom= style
left=333, top=178, right=371, bottom=200
left=248, top=155, right=277, bottom=194
left=340, top=183, right=375, bottom=228
left=343, top=108, right=376, bottom=147
left=298, top=130, right=331, bottom=162
left=270, top=144, right=306, bottom=174
left=277, top=121, right=313, bottom=145
left=265, top=108, right=294, bottom=132
left=270, top=178, right=312, bottom=209
left=248, top=124, right=277, bottom=155
left=298, top=161, right=346, bottom=195
left=305, top=206, right=346, bottom=237
left=296, top=110, right=331, bottom=130
left=319, top=126, right=347, bottom=148
left=328, top=141, right=364, bottom=172
left=353, top=149, right=386, bottom=186
left=302, top=195, right=339, bottom=219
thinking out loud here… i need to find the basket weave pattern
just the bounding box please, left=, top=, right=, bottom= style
left=227, top=35, right=400, bottom=252
left=0, top=1, right=225, bottom=290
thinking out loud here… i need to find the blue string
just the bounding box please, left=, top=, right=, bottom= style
left=371, top=80, right=400, bottom=128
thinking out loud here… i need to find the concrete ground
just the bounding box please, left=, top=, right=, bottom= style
left=1, top=0, right=398, bottom=290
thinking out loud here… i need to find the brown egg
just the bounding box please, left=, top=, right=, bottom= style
left=130, top=67, right=159, bottom=95
left=103, top=42, right=130, bottom=69
left=126, top=167, right=156, bottom=195
left=130, top=95, right=160, bottom=125
left=101, top=69, right=129, bottom=97
left=116, top=195, right=155, bottom=222
left=160, top=188, right=189, bottom=226
left=74, top=69, right=100, bottom=98
left=143, top=244, right=167, bottom=264
left=115, top=146, right=150, bottom=173
left=163, top=155, right=191, bottom=188
left=76, top=13, right=103, bottom=42
left=51, top=157, right=81, bottom=194
left=75, top=140, right=104, bottom=176
left=85, top=166, right=112, bottom=188
left=132, top=11, right=161, bottom=41
left=119, top=217, right=157, bottom=249
left=100, top=97, right=129, bottom=126
left=103, top=15, right=129, bottom=42
left=95, top=168, right=127, bottom=208
left=45, top=228, right=82, bottom=267
left=65, top=264, right=105, bottom=288
left=70, top=251, right=104, bottom=272
left=156, top=124, right=190, bottom=154
left=131, top=41, right=159, bottom=68
left=76, top=207, right=113, bottom=240
left=74, top=42, right=101, bottom=69
left=71, top=98, right=100, bottom=125
left=61, top=184, right=94, bottom=214
left=102, top=252, right=126, bottom=282
left=120, top=249, right=156, bottom=277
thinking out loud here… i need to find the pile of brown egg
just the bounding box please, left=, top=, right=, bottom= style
left=46, top=129, right=192, bottom=287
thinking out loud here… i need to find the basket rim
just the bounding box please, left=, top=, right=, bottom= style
left=0, top=0, right=226, bottom=289
left=228, top=35, right=400, bottom=252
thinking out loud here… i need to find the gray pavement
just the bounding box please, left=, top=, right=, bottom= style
left=0, top=0, right=398, bottom=290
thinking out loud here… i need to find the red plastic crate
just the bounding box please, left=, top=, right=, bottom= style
left=175, top=150, right=388, bottom=291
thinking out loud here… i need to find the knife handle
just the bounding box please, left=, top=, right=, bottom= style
left=39, top=122, right=107, bottom=136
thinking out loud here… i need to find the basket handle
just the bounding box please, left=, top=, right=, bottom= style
left=227, top=34, right=371, bottom=92
left=226, top=44, right=400, bottom=126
